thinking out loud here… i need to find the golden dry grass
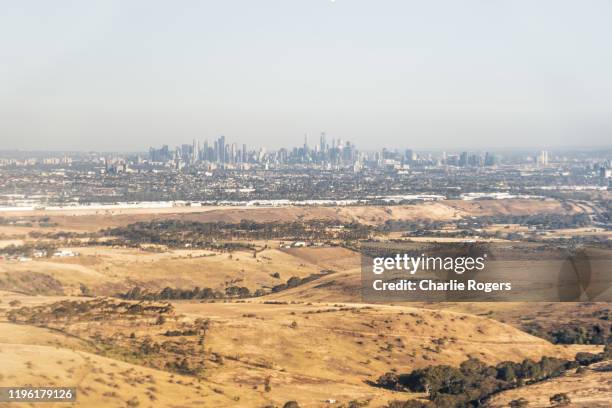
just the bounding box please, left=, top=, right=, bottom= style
left=0, top=245, right=356, bottom=296
left=0, top=200, right=608, bottom=407
left=0, top=293, right=599, bottom=408
left=0, top=341, right=248, bottom=407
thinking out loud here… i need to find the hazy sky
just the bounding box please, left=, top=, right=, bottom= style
left=1, top=0, right=611, bottom=151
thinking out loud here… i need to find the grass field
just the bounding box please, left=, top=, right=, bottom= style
left=0, top=200, right=609, bottom=407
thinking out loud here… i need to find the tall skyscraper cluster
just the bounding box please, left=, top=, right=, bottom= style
left=148, top=133, right=360, bottom=167
left=147, top=135, right=547, bottom=171
left=149, top=136, right=250, bottom=166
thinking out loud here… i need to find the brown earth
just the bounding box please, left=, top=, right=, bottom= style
left=0, top=293, right=600, bottom=408
left=0, top=198, right=584, bottom=233
left=0, top=201, right=608, bottom=407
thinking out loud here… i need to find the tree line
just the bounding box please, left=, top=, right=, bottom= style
left=378, top=345, right=612, bottom=408
left=118, top=271, right=334, bottom=300
left=103, top=219, right=373, bottom=246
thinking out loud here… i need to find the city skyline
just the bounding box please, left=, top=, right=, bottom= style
left=1, top=132, right=611, bottom=155
left=0, top=135, right=589, bottom=156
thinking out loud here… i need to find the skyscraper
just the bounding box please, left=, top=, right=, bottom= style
left=537, top=150, right=549, bottom=166
left=320, top=132, right=326, bottom=153
left=218, top=135, right=226, bottom=163
left=484, top=152, right=497, bottom=166
left=202, top=140, right=209, bottom=161
left=192, top=139, right=199, bottom=163
left=230, top=143, right=237, bottom=163
left=459, top=151, right=469, bottom=167
left=405, top=149, right=416, bottom=164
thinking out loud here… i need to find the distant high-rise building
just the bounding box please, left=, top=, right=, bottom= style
left=218, top=135, right=226, bottom=163
left=180, top=144, right=192, bottom=162
left=404, top=149, right=416, bottom=163
left=537, top=150, right=549, bottom=166
left=320, top=132, right=326, bottom=153
left=484, top=152, right=497, bottom=166
left=342, top=141, right=355, bottom=163
left=468, top=153, right=483, bottom=167
left=230, top=143, right=237, bottom=163
left=149, top=145, right=171, bottom=162
left=192, top=139, right=198, bottom=163
left=202, top=140, right=208, bottom=161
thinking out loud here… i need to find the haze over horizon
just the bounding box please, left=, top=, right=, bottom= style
left=1, top=0, right=611, bottom=151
